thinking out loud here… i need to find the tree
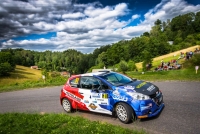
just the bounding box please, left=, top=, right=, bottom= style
left=141, top=50, right=153, bottom=71
left=193, top=11, right=200, bottom=32
left=0, top=52, right=15, bottom=76
left=118, top=60, right=128, bottom=74
left=0, top=62, right=12, bottom=76
left=127, top=60, right=137, bottom=71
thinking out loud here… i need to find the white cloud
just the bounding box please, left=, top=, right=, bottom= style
left=62, top=12, right=85, bottom=19
left=142, top=0, right=200, bottom=26
left=132, top=14, right=140, bottom=20
left=1, top=0, right=200, bottom=53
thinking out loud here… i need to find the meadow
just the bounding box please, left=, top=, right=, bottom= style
left=136, top=45, right=199, bottom=69
left=0, top=65, right=67, bottom=93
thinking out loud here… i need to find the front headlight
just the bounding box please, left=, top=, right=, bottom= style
left=131, top=92, right=150, bottom=100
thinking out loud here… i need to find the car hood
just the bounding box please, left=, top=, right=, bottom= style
left=118, top=80, right=159, bottom=96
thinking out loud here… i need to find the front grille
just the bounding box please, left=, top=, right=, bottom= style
left=149, top=90, right=159, bottom=98
left=149, top=90, right=162, bottom=106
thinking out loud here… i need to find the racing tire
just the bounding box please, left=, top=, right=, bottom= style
left=115, top=102, right=134, bottom=124
left=62, top=98, right=72, bottom=113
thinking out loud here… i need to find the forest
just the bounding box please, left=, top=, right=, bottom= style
left=1, top=11, right=200, bottom=76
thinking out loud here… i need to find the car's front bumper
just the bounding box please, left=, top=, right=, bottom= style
left=137, top=102, right=164, bottom=118
left=135, top=93, right=164, bottom=119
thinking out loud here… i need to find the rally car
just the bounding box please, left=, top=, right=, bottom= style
left=60, top=71, right=164, bottom=124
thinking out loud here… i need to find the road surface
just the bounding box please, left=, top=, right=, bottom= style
left=0, top=81, right=200, bottom=134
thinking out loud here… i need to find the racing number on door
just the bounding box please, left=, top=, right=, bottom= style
left=75, top=78, right=79, bottom=84
left=102, top=93, right=108, bottom=99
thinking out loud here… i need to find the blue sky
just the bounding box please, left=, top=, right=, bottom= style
left=0, top=0, right=200, bottom=53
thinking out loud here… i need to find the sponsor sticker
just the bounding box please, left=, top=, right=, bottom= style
left=147, top=85, right=155, bottom=92
left=113, top=94, right=128, bottom=101
left=136, top=82, right=146, bottom=88
left=95, top=98, right=104, bottom=101
left=89, top=103, right=97, bottom=110
left=92, top=101, right=97, bottom=103
left=92, top=93, right=101, bottom=98
left=63, top=89, right=81, bottom=102
left=101, top=102, right=107, bottom=105
left=102, top=93, right=108, bottom=99
left=84, top=100, right=89, bottom=103
left=75, top=78, right=79, bottom=84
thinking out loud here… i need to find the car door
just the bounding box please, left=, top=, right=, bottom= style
left=78, top=76, right=112, bottom=115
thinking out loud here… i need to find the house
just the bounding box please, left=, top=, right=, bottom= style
left=30, top=66, right=38, bottom=69
left=168, top=41, right=174, bottom=45
left=60, top=71, right=70, bottom=77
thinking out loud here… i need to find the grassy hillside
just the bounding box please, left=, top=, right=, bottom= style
left=136, top=45, right=200, bottom=69
left=129, top=45, right=200, bottom=81
left=0, top=65, right=42, bottom=87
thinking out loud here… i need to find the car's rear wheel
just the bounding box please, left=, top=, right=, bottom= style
left=62, top=98, right=72, bottom=113
left=115, top=102, right=134, bottom=124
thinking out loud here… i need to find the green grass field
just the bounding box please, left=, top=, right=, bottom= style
left=0, top=113, right=146, bottom=134
left=0, top=65, right=42, bottom=87
left=0, top=65, right=67, bottom=93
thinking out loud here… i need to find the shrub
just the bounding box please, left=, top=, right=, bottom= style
left=118, top=60, right=128, bottom=74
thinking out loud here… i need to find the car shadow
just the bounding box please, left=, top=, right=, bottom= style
left=72, top=109, right=113, bottom=117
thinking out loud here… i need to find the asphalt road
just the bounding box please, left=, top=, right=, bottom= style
left=0, top=81, right=200, bottom=134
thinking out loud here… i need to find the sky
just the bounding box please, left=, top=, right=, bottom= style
left=0, top=0, right=200, bottom=53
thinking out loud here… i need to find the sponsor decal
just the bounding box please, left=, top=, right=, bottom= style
left=84, top=100, right=89, bottom=103
left=141, top=103, right=152, bottom=111
left=113, top=94, right=128, bottom=101
left=102, top=93, right=108, bottom=99
left=89, top=103, right=97, bottom=110
left=75, top=78, right=79, bottom=84
left=113, top=89, right=120, bottom=95
left=147, top=85, right=155, bottom=92
left=101, top=102, right=107, bottom=105
left=136, top=82, right=146, bottom=88
left=95, top=98, right=104, bottom=101
left=92, top=93, right=101, bottom=98
left=126, top=89, right=136, bottom=92
left=63, top=89, right=81, bottom=102
left=92, top=101, right=97, bottom=103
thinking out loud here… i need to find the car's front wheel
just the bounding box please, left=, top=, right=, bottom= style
left=62, top=98, right=72, bottom=113
left=115, top=102, right=134, bottom=124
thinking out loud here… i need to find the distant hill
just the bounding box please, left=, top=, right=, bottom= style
left=0, top=65, right=42, bottom=87
left=136, top=45, right=200, bottom=69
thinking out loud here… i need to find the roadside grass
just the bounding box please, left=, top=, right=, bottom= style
left=0, top=113, right=146, bottom=134
left=0, top=76, right=67, bottom=93
left=127, top=68, right=200, bottom=81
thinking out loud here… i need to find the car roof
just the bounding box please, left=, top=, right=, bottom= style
left=81, top=71, right=108, bottom=76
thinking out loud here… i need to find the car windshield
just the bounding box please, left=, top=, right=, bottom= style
left=98, top=72, right=133, bottom=86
